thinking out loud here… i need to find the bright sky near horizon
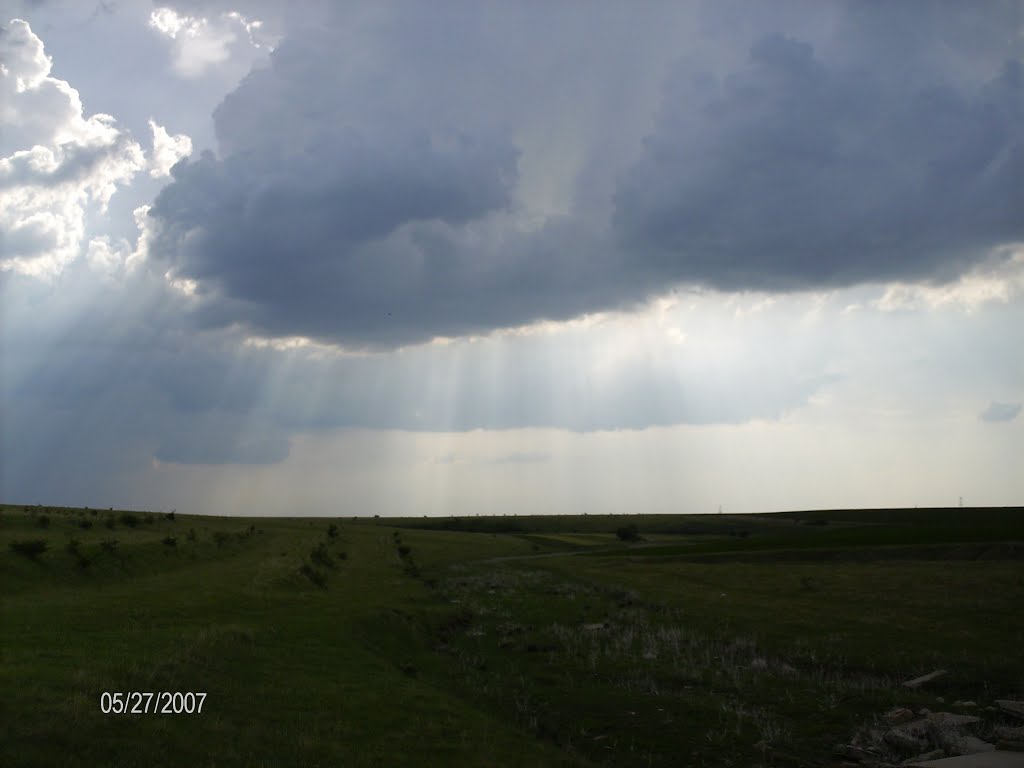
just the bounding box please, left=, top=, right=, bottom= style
left=1, top=1, right=1021, bottom=517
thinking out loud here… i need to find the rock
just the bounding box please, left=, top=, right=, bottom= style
left=904, top=670, right=949, bottom=689
left=886, top=708, right=917, bottom=725
left=930, top=718, right=994, bottom=757
left=886, top=724, right=930, bottom=755
left=957, top=737, right=996, bottom=755
left=582, top=622, right=606, bottom=631
left=903, top=751, right=947, bottom=765
left=834, top=744, right=869, bottom=760
left=909, top=754, right=1024, bottom=766
left=955, top=702, right=979, bottom=708
left=997, top=701, right=1024, bottom=720
left=928, top=712, right=983, bottom=729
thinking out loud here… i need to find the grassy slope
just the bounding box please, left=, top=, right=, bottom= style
left=2, top=504, right=1022, bottom=767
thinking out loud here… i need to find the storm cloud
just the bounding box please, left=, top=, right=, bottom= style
left=615, top=34, right=1023, bottom=291
left=142, top=1, right=1023, bottom=348
left=3, top=3, right=1022, bottom=515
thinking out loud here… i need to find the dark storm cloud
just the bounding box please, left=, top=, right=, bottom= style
left=143, top=1, right=1022, bottom=348
left=615, top=36, right=1023, bottom=291
left=980, top=401, right=1022, bottom=423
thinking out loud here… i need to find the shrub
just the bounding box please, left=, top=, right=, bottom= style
left=66, top=538, right=90, bottom=569
left=298, top=563, right=327, bottom=589
left=104, top=517, right=116, bottom=530
left=165, top=510, right=176, bottom=521
left=35, top=515, right=50, bottom=529
left=10, top=539, right=48, bottom=559
left=327, top=523, right=339, bottom=539
left=186, top=528, right=197, bottom=543
left=161, top=536, right=177, bottom=547
left=213, top=531, right=230, bottom=548
left=119, top=513, right=139, bottom=528
left=77, top=519, right=93, bottom=530
left=616, top=524, right=640, bottom=542
left=89, top=508, right=98, bottom=516
left=397, top=545, right=412, bottom=558
left=310, top=541, right=334, bottom=568
left=100, top=539, right=119, bottom=554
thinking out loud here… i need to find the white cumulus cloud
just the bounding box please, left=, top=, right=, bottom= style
left=1, top=19, right=146, bottom=278
left=148, top=7, right=271, bottom=78
left=148, top=119, right=192, bottom=177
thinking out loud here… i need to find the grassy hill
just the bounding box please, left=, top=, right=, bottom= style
left=2, top=503, right=1022, bottom=766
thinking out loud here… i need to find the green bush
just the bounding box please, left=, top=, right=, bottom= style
left=35, top=515, right=50, bottom=529
left=10, top=539, right=48, bottom=559
left=310, top=542, right=334, bottom=568
left=616, top=524, right=640, bottom=542
left=119, top=513, right=139, bottom=528
left=66, top=538, right=90, bottom=569
left=298, top=563, right=327, bottom=589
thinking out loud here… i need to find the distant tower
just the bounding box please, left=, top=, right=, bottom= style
left=958, top=496, right=963, bottom=508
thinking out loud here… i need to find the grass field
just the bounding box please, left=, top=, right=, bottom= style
left=2, top=503, right=1022, bottom=767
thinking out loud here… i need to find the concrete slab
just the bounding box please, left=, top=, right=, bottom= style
left=909, top=752, right=1024, bottom=767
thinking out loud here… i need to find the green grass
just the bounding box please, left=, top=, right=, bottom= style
left=2, top=503, right=1022, bottom=766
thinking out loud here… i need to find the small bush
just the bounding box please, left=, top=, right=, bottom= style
left=104, top=517, right=116, bottom=530
left=100, top=539, right=119, bottom=554
left=213, top=531, right=230, bottom=548
left=119, top=513, right=139, bottom=528
left=616, top=524, right=640, bottom=542
left=10, top=539, right=48, bottom=559
left=299, top=563, right=327, bottom=589
left=310, top=541, right=334, bottom=568
left=397, top=545, right=412, bottom=558
left=327, top=523, right=339, bottom=539
left=36, top=515, right=50, bottom=529
left=186, top=528, right=197, bottom=543
left=89, top=508, right=98, bottom=516
left=165, top=510, right=176, bottom=521
left=66, top=538, right=90, bottom=569
left=77, top=519, right=93, bottom=530
left=161, top=536, right=177, bottom=547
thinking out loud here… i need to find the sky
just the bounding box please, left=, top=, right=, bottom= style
left=1, top=0, right=1021, bottom=517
